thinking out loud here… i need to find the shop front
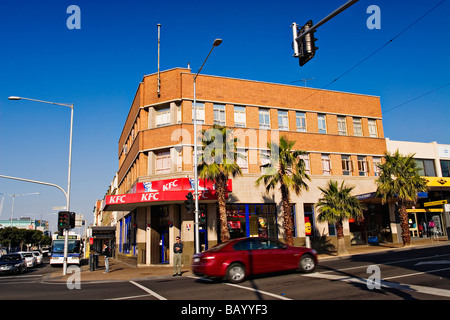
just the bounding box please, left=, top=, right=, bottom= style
left=226, top=203, right=278, bottom=239
left=103, top=177, right=231, bottom=266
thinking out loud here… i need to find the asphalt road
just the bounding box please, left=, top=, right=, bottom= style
left=1, top=245, right=449, bottom=309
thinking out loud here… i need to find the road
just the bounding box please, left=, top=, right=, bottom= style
left=1, top=245, right=449, bottom=312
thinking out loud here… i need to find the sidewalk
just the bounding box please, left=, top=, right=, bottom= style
left=46, top=237, right=448, bottom=283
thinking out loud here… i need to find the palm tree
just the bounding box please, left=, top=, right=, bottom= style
left=255, top=136, right=310, bottom=247
left=197, top=125, right=242, bottom=242
left=316, top=180, right=363, bottom=255
left=375, top=150, right=427, bottom=246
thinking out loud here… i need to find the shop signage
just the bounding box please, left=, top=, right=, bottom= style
left=423, top=200, right=447, bottom=207
left=423, top=177, right=450, bottom=187
left=104, top=178, right=232, bottom=209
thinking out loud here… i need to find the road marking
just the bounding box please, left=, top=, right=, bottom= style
left=107, top=293, right=153, bottom=300
left=304, top=272, right=450, bottom=298
left=321, top=253, right=450, bottom=274
left=188, top=275, right=292, bottom=300
left=225, top=282, right=292, bottom=300
left=129, top=280, right=167, bottom=300
left=415, top=260, right=450, bottom=266
left=382, top=267, right=450, bottom=280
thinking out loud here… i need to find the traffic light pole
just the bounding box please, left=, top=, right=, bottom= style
left=295, top=0, right=359, bottom=42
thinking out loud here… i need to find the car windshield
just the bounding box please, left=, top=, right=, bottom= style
left=0, top=255, right=21, bottom=262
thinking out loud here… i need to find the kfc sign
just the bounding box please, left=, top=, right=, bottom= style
left=104, top=178, right=232, bottom=210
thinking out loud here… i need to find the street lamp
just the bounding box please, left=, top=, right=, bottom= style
left=193, top=38, right=222, bottom=254
left=8, top=95, right=74, bottom=275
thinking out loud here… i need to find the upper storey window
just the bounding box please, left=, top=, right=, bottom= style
left=259, top=108, right=270, bottom=129
left=318, top=114, right=327, bottom=134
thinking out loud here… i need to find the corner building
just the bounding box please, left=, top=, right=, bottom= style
left=103, top=67, right=387, bottom=266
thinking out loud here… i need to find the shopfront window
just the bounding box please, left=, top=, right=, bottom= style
left=226, top=204, right=277, bottom=239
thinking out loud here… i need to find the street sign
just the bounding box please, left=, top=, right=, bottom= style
left=423, top=200, right=447, bottom=207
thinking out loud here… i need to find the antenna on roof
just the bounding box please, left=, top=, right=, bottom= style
left=157, top=23, right=161, bottom=97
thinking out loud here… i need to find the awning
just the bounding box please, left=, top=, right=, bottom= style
left=102, top=177, right=232, bottom=212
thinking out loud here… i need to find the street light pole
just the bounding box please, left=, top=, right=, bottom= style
left=193, top=39, right=222, bottom=254
left=7, top=96, right=73, bottom=275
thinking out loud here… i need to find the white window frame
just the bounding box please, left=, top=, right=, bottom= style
left=213, top=103, right=226, bottom=126
left=341, top=155, right=353, bottom=175
left=156, top=151, right=171, bottom=174
left=368, top=119, right=378, bottom=138
left=321, top=154, right=331, bottom=175
left=296, top=111, right=307, bottom=132
left=237, top=148, right=248, bottom=173
left=298, top=153, right=310, bottom=174
left=234, top=106, right=246, bottom=127
left=156, top=108, right=171, bottom=127
left=259, top=108, right=270, bottom=129
left=192, top=102, right=205, bottom=124
left=337, top=116, right=347, bottom=135
left=278, top=110, right=289, bottom=131
left=357, top=156, right=369, bottom=176
left=353, top=118, right=363, bottom=136
left=373, top=156, right=381, bottom=176
left=318, top=114, right=327, bottom=134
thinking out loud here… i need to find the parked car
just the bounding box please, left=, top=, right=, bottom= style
left=0, top=253, right=27, bottom=274
left=16, top=252, right=36, bottom=268
left=32, top=251, right=43, bottom=265
left=192, top=237, right=318, bottom=283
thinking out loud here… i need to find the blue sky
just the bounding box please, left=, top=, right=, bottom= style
left=0, top=0, right=449, bottom=230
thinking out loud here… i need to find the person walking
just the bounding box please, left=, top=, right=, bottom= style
left=173, top=236, right=183, bottom=276
left=102, top=243, right=111, bottom=273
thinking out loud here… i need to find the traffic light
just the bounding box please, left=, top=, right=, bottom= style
left=199, top=210, right=206, bottom=225
left=58, top=211, right=76, bottom=231
left=184, top=192, right=194, bottom=213
left=293, top=20, right=318, bottom=66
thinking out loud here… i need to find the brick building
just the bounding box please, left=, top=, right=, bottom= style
left=102, top=67, right=387, bottom=266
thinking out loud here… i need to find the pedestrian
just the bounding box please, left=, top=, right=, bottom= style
left=102, top=243, right=111, bottom=273
left=173, top=236, right=183, bottom=276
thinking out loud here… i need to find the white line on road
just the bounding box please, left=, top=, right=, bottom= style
left=188, top=276, right=292, bottom=300
left=304, top=271, right=450, bottom=298
left=129, top=280, right=167, bottom=300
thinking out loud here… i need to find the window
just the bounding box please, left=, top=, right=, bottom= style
left=321, top=154, right=331, bottom=175
left=213, top=104, right=226, bottom=126
left=337, top=116, right=347, bottom=135
left=298, top=153, right=310, bottom=174
left=156, top=151, right=171, bottom=174
left=278, top=110, right=289, bottom=131
left=414, top=159, right=436, bottom=176
left=296, top=112, right=307, bottom=132
left=259, top=108, right=270, bottom=129
left=373, top=156, right=381, bottom=176
left=353, top=118, right=363, bottom=136
left=318, top=114, right=327, bottom=134
left=234, top=106, right=246, bottom=127
left=260, top=149, right=271, bottom=174
left=237, top=148, right=248, bottom=173
left=156, top=108, right=171, bottom=127
left=368, top=119, right=378, bottom=137
left=341, top=155, right=352, bottom=176
left=441, top=160, right=450, bottom=177
left=192, top=102, right=205, bottom=124
left=357, top=156, right=368, bottom=176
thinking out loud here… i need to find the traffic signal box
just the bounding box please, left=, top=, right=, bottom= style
left=184, top=192, right=194, bottom=214
left=296, top=20, right=319, bottom=66
left=58, top=211, right=76, bottom=232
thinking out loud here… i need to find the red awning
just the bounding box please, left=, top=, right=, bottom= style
left=102, top=177, right=232, bottom=211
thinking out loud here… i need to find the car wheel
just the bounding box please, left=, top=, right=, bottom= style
left=226, top=263, right=246, bottom=284
left=299, top=254, right=316, bottom=273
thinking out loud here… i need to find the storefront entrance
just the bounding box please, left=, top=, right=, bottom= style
left=226, top=204, right=277, bottom=239
left=408, top=209, right=445, bottom=238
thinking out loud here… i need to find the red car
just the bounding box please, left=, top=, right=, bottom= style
left=191, top=237, right=317, bottom=283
